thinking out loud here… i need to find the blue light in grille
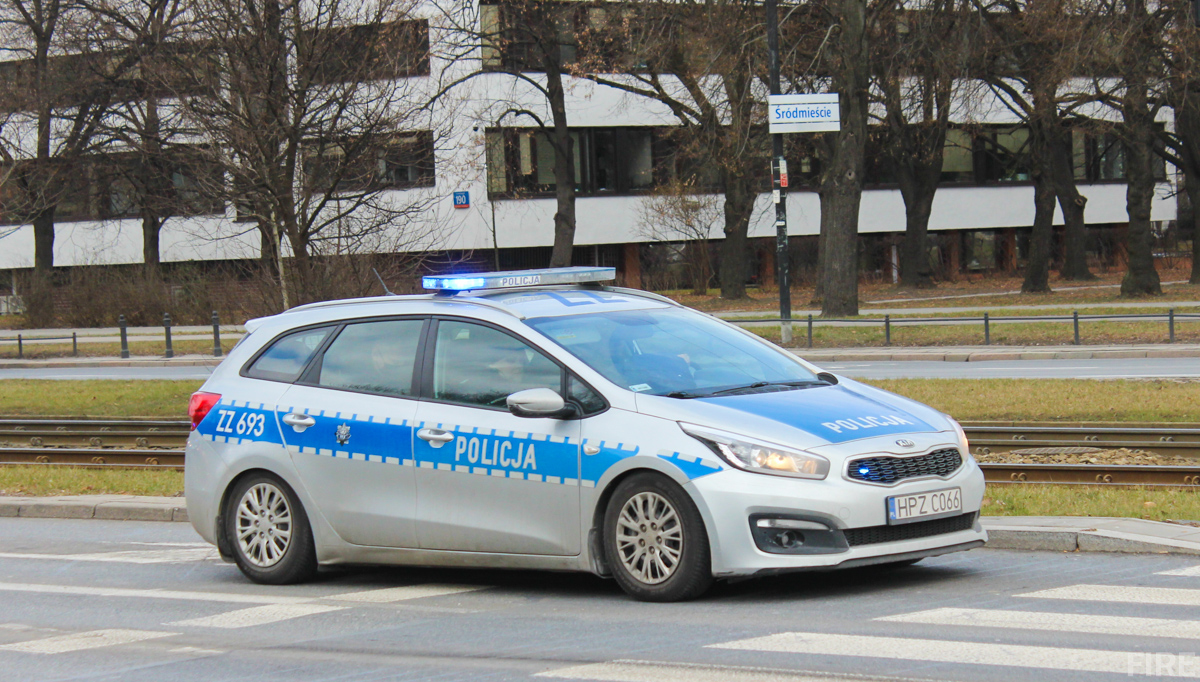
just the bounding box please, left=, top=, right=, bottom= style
left=858, top=467, right=871, bottom=475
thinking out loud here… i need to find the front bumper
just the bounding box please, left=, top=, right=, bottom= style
left=690, top=456, right=987, bottom=577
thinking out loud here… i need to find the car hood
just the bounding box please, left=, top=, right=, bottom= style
left=635, top=378, right=950, bottom=448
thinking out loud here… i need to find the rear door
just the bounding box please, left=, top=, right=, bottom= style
left=411, top=317, right=581, bottom=556
left=277, top=317, right=427, bottom=548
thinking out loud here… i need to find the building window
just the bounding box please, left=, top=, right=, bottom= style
left=0, top=148, right=224, bottom=225
left=303, top=131, right=436, bottom=194
left=305, top=20, right=430, bottom=84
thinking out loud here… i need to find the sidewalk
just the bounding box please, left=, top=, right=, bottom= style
left=4, top=494, right=1200, bottom=556
left=789, top=343, right=1200, bottom=362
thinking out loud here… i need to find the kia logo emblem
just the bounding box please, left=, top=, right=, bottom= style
left=896, top=439, right=915, bottom=448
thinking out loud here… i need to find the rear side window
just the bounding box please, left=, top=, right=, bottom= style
left=316, top=319, right=424, bottom=397
left=245, top=327, right=332, bottom=382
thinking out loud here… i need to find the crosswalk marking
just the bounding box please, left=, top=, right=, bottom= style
left=328, top=585, right=486, bottom=603
left=169, top=604, right=345, bottom=629
left=536, top=660, right=920, bottom=682
left=1019, top=584, right=1200, bottom=607
left=708, top=632, right=1200, bottom=678
left=0, top=629, right=174, bottom=654
left=878, top=607, right=1200, bottom=639
left=1158, top=565, right=1200, bottom=577
left=0, top=549, right=220, bottom=564
left=0, top=582, right=310, bottom=605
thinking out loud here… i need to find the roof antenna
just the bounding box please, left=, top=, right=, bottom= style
left=372, top=268, right=396, bottom=296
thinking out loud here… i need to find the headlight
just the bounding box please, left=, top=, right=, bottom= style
left=680, top=424, right=829, bottom=480
left=948, top=417, right=971, bottom=457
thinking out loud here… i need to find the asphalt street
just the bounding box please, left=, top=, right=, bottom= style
left=0, top=518, right=1198, bottom=681
left=813, top=357, right=1200, bottom=380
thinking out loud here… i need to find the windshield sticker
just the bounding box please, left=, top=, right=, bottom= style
left=629, top=383, right=652, bottom=392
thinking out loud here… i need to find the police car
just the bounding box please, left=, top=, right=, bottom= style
left=185, top=267, right=986, bottom=602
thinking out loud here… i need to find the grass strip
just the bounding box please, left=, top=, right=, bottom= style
left=863, top=378, right=1200, bottom=423
left=0, top=465, right=183, bottom=497
left=0, top=380, right=202, bottom=417
left=0, top=378, right=1195, bottom=422
left=983, top=485, right=1200, bottom=522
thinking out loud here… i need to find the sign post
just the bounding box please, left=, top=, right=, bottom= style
left=765, top=0, right=840, bottom=345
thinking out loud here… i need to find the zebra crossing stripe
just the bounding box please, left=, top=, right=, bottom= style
left=169, top=604, right=345, bottom=629
left=1019, top=584, right=1200, bottom=607
left=0, top=629, right=175, bottom=654
left=536, top=660, right=925, bottom=682
left=878, top=606, right=1200, bottom=639
left=707, top=631, right=1200, bottom=678
left=1158, top=565, right=1200, bottom=577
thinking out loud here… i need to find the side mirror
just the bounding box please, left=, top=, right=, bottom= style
left=817, top=372, right=838, bottom=385
left=507, top=388, right=575, bottom=419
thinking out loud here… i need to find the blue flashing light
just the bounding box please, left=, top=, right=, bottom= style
left=422, top=266, right=616, bottom=292
left=858, top=467, right=871, bottom=475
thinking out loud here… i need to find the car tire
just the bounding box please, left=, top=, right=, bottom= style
left=224, top=473, right=318, bottom=585
left=603, top=473, right=713, bottom=602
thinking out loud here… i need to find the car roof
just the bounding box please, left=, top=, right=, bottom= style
left=246, top=286, right=680, bottom=332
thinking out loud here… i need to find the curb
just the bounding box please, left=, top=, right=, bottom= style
left=0, top=496, right=187, bottom=522
left=981, top=517, right=1200, bottom=555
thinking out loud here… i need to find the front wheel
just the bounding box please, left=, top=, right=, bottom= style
left=224, top=473, right=317, bottom=584
left=603, top=473, right=713, bottom=602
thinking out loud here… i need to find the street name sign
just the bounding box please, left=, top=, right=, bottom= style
left=768, top=93, right=841, bottom=134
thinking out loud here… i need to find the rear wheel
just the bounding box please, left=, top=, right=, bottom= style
left=224, top=473, right=317, bottom=584
left=603, top=473, right=712, bottom=602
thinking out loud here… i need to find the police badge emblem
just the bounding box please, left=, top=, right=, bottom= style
left=336, top=423, right=351, bottom=445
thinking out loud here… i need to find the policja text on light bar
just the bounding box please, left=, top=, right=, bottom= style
left=421, top=266, right=616, bottom=292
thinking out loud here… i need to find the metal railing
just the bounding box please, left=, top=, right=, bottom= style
left=1, top=311, right=227, bottom=360
left=726, top=309, right=1200, bottom=347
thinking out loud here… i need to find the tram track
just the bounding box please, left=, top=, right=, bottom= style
left=3, top=418, right=1200, bottom=485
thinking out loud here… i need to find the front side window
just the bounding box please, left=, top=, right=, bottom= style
left=432, top=320, right=563, bottom=408
left=526, top=308, right=819, bottom=397
left=245, top=326, right=333, bottom=382
left=315, top=319, right=424, bottom=397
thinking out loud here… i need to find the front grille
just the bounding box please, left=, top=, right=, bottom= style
left=844, top=512, right=977, bottom=547
left=847, top=448, right=962, bottom=484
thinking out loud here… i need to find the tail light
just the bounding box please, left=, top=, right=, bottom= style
left=189, top=392, right=222, bottom=430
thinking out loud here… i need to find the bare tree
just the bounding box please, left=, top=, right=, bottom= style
left=1159, top=0, right=1200, bottom=284
left=431, top=0, right=583, bottom=268
left=177, top=0, right=441, bottom=307
left=578, top=0, right=765, bottom=299
left=0, top=0, right=115, bottom=273
left=973, top=0, right=1100, bottom=292
left=873, top=0, right=975, bottom=289
left=802, top=0, right=875, bottom=316
left=636, top=177, right=720, bottom=295
left=1098, top=0, right=1164, bottom=295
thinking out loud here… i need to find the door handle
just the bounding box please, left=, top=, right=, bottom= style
left=417, top=428, right=455, bottom=448
left=282, top=413, right=316, bottom=432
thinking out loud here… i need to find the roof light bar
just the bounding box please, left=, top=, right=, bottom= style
left=422, top=266, right=616, bottom=292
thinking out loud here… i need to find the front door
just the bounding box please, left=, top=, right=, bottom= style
left=413, top=318, right=581, bottom=556
left=277, top=317, right=426, bottom=548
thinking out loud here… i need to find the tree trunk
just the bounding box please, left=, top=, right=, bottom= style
left=817, top=0, right=867, bottom=317
left=1121, top=123, right=1162, bottom=296
left=1022, top=165, right=1055, bottom=293
left=32, top=206, right=56, bottom=274
left=544, top=56, right=575, bottom=268
left=689, top=241, right=709, bottom=296
left=1050, top=122, right=1093, bottom=280
left=719, top=172, right=754, bottom=299
left=898, top=178, right=936, bottom=288
left=1187, top=171, right=1200, bottom=285
left=142, top=216, right=162, bottom=270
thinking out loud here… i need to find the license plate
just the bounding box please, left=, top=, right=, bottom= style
left=886, top=487, right=962, bottom=525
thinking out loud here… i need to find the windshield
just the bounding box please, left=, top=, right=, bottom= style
left=525, top=308, right=819, bottom=397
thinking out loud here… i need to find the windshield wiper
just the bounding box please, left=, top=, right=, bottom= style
left=698, top=380, right=825, bottom=398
